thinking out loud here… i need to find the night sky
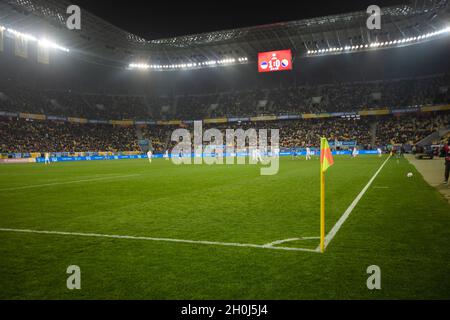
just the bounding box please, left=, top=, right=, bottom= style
left=72, top=0, right=405, bottom=40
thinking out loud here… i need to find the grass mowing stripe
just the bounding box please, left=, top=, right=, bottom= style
left=320, top=155, right=392, bottom=251
left=0, top=227, right=320, bottom=253
left=0, top=174, right=140, bottom=191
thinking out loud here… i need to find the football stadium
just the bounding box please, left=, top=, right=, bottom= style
left=1, top=0, right=450, bottom=304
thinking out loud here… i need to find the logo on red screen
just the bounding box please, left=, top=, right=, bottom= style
left=258, top=50, right=292, bottom=73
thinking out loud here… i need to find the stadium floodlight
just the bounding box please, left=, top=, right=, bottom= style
left=4, top=26, right=69, bottom=52
left=307, top=25, right=450, bottom=57
left=128, top=54, right=246, bottom=72
left=38, top=39, right=70, bottom=53
left=8, top=28, right=37, bottom=42
left=129, top=63, right=150, bottom=70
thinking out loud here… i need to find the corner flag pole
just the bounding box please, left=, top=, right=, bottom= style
left=320, top=153, right=325, bottom=253
left=319, top=137, right=334, bottom=253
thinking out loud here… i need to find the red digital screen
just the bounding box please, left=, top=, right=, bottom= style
left=258, top=50, right=292, bottom=73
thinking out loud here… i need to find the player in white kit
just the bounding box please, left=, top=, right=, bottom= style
left=251, top=148, right=263, bottom=163
left=352, top=147, right=359, bottom=158
left=377, top=148, right=382, bottom=157
left=164, top=150, right=169, bottom=160
left=44, top=152, right=50, bottom=165
left=147, top=150, right=153, bottom=163
left=306, top=147, right=312, bottom=160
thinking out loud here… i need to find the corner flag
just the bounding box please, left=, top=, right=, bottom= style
left=320, top=138, right=334, bottom=253
left=320, top=138, right=334, bottom=172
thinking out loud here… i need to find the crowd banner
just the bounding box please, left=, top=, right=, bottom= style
left=277, top=115, right=301, bottom=120
left=14, top=33, right=28, bottom=59
left=421, top=104, right=450, bottom=112
left=19, top=113, right=46, bottom=120
left=110, top=120, right=134, bottom=126
left=37, top=43, right=50, bottom=65
left=88, top=119, right=109, bottom=124
left=203, top=118, right=228, bottom=124
left=157, top=120, right=183, bottom=125
left=68, top=117, right=88, bottom=124
left=359, top=109, right=390, bottom=116
left=135, top=120, right=156, bottom=125
left=330, top=112, right=358, bottom=117
left=228, top=117, right=250, bottom=122
left=391, top=107, right=420, bottom=114
left=250, top=115, right=278, bottom=122
left=0, top=111, right=19, bottom=117
left=0, top=103, right=449, bottom=128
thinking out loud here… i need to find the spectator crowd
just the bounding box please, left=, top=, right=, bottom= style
left=1, top=74, right=449, bottom=121
left=1, top=73, right=449, bottom=154
left=1, top=113, right=448, bottom=154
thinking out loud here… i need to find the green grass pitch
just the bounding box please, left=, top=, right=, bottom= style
left=0, top=155, right=450, bottom=299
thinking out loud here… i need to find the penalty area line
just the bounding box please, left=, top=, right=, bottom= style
left=318, top=155, right=392, bottom=251
left=0, top=228, right=320, bottom=253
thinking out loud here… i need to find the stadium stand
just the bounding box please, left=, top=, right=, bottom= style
left=0, top=119, right=139, bottom=153
left=1, top=74, right=449, bottom=120
left=1, top=112, right=449, bottom=154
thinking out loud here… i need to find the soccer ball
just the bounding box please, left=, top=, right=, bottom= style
left=407, top=172, right=413, bottom=178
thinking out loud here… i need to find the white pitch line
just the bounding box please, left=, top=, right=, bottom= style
left=0, top=228, right=320, bottom=253
left=0, top=174, right=140, bottom=191
left=264, top=238, right=300, bottom=247
left=264, top=237, right=320, bottom=247
left=317, top=155, right=391, bottom=251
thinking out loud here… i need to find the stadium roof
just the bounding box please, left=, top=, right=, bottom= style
left=0, top=0, right=449, bottom=69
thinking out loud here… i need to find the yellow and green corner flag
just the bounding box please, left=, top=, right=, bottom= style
left=320, top=138, right=334, bottom=253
